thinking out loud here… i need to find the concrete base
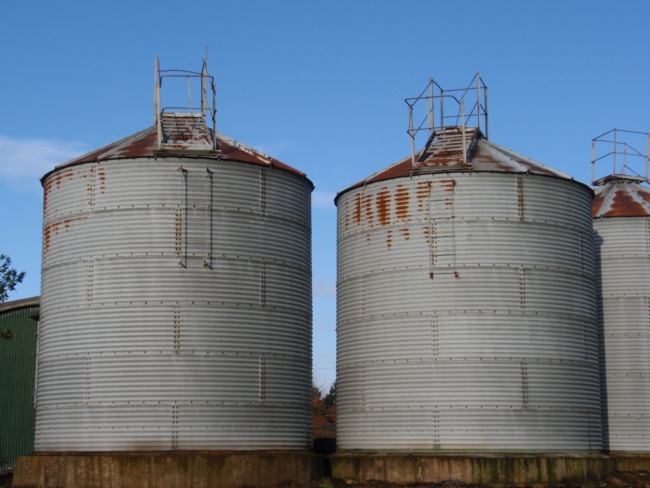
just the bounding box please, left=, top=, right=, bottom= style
left=611, top=453, right=650, bottom=472
left=12, top=451, right=323, bottom=488
left=330, top=453, right=621, bottom=485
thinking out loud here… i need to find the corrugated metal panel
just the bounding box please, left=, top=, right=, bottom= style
left=36, top=157, right=312, bottom=451
left=336, top=172, right=601, bottom=452
left=0, top=300, right=39, bottom=469
left=594, top=212, right=650, bottom=452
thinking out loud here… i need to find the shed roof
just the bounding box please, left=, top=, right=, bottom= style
left=0, top=296, right=40, bottom=314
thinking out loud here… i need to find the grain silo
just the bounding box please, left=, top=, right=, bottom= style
left=335, top=77, right=602, bottom=453
left=33, top=59, right=313, bottom=454
left=592, top=129, right=650, bottom=453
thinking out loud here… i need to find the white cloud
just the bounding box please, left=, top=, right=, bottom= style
left=312, top=190, right=336, bottom=210
left=0, top=135, right=86, bottom=188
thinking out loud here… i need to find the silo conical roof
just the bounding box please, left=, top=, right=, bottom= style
left=592, top=175, right=650, bottom=218
left=337, top=128, right=575, bottom=200
left=43, top=116, right=309, bottom=184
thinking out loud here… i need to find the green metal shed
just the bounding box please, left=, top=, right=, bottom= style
left=0, top=296, right=39, bottom=470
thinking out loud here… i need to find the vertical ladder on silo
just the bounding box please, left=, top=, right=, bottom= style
left=427, top=179, right=457, bottom=278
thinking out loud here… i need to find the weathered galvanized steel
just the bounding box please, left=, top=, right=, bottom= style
left=36, top=123, right=313, bottom=451
left=0, top=296, right=39, bottom=469
left=594, top=176, right=650, bottom=452
left=336, top=130, right=601, bottom=452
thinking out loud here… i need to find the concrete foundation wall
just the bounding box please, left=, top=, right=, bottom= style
left=13, top=451, right=323, bottom=488
left=330, top=453, right=618, bottom=485
left=612, top=454, right=650, bottom=472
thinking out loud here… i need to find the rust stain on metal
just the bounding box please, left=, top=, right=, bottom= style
left=43, top=169, right=73, bottom=218
left=53, top=169, right=74, bottom=189
left=354, top=193, right=362, bottom=225
left=610, top=190, right=650, bottom=216
left=43, top=179, right=52, bottom=216
left=43, top=223, right=60, bottom=254
left=376, top=188, right=391, bottom=227
left=399, top=228, right=410, bottom=240
left=416, top=181, right=429, bottom=211
left=98, top=169, right=106, bottom=194
left=44, top=216, right=88, bottom=253
left=344, top=200, right=350, bottom=229
left=386, top=229, right=393, bottom=249
left=395, top=185, right=410, bottom=221
left=366, top=233, right=372, bottom=244
left=593, top=180, right=650, bottom=218
left=363, top=194, right=374, bottom=226
left=439, top=179, right=456, bottom=193
left=62, top=217, right=87, bottom=230
left=43, top=227, right=52, bottom=254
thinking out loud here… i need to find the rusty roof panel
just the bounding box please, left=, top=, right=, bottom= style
left=45, top=125, right=307, bottom=183
left=593, top=178, right=650, bottom=218
left=337, top=130, right=574, bottom=200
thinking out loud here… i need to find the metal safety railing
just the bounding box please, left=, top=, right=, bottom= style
left=591, top=128, right=650, bottom=185
left=406, top=73, right=488, bottom=167
left=154, top=56, right=219, bottom=152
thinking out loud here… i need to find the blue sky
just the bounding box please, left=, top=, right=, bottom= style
left=1, top=1, right=649, bottom=388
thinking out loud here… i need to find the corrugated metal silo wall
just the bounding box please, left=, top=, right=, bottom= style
left=0, top=305, right=38, bottom=469
left=37, top=158, right=312, bottom=451
left=595, top=216, right=650, bottom=452
left=336, top=172, right=602, bottom=452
